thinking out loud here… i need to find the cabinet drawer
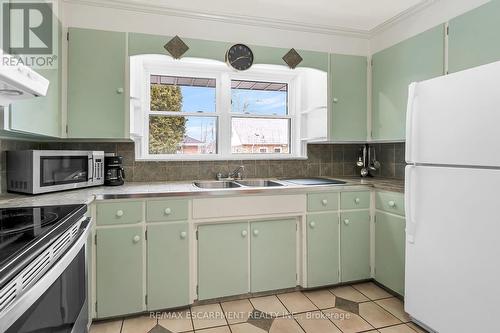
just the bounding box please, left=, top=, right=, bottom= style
left=96, top=201, right=143, bottom=226
left=307, top=192, right=339, bottom=212
left=146, top=199, right=188, bottom=222
left=376, top=191, right=405, bottom=216
left=341, top=191, right=370, bottom=210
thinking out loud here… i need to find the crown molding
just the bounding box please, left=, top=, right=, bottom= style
left=62, top=0, right=438, bottom=39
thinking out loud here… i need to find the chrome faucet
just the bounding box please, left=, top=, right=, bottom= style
left=216, top=165, right=245, bottom=180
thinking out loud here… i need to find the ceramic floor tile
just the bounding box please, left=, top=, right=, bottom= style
left=195, top=326, right=231, bottom=333
left=250, top=295, right=289, bottom=317
left=352, top=283, right=392, bottom=300
left=191, top=303, right=227, bottom=330
left=322, top=308, right=373, bottom=333
left=358, top=302, right=401, bottom=328
left=294, top=311, right=342, bottom=333
left=277, top=292, right=317, bottom=314
left=269, top=316, right=304, bottom=333
left=121, top=316, right=157, bottom=333
left=221, top=299, right=254, bottom=324
left=157, top=309, right=193, bottom=332
left=89, top=320, right=122, bottom=333
left=379, top=324, right=417, bottom=333
left=375, top=298, right=410, bottom=322
left=230, top=322, right=267, bottom=333
left=330, top=286, right=369, bottom=303
left=303, top=290, right=336, bottom=309
left=407, top=322, right=429, bottom=333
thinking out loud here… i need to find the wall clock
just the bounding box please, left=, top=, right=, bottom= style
left=226, top=44, right=254, bottom=71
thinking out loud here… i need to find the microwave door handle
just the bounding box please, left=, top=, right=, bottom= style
left=88, top=157, right=93, bottom=181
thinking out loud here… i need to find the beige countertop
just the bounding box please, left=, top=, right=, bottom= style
left=0, top=177, right=404, bottom=208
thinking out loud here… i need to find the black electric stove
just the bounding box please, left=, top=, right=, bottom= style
left=0, top=204, right=87, bottom=288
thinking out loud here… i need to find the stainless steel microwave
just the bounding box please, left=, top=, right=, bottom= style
left=7, top=150, right=105, bottom=194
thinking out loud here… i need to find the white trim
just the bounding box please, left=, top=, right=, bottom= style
left=132, top=56, right=308, bottom=161
left=63, top=0, right=436, bottom=39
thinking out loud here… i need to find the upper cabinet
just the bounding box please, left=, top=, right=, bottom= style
left=371, top=25, right=445, bottom=141
left=67, top=28, right=127, bottom=139
left=330, top=54, right=367, bottom=142
left=448, top=1, right=500, bottom=73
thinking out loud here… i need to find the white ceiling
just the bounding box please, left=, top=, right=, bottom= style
left=102, top=0, right=431, bottom=33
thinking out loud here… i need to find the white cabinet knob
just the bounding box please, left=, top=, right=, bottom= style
left=309, top=221, right=316, bottom=229
left=241, top=230, right=248, bottom=237
left=116, top=88, right=124, bottom=94
left=164, top=208, right=172, bottom=215
left=116, top=210, right=124, bottom=217
left=333, top=98, right=339, bottom=103
left=388, top=200, right=396, bottom=208
left=253, top=229, right=259, bottom=236
left=344, top=219, right=350, bottom=225
left=132, top=235, right=140, bottom=243
left=180, top=231, right=187, bottom=239
left=321, top=199, right=328, bottom=206
left=354, top=198, right=361, bottom=204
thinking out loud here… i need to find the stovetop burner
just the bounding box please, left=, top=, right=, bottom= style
left=0, top=205, right=85, bottom=271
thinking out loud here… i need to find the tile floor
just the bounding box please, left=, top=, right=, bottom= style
left=90, top=282, right=428, bottom=333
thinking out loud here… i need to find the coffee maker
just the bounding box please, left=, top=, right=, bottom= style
left=104, top=155, right=125, bottom=186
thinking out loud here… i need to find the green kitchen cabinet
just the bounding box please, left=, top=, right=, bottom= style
left=307, top=213, right=339, bottom=287
left=340, top=211, right=371, bottom=282
left=375, top=212, right=406, bottom=295
left=198, top=222, right=249, bottom=300
left=448, top=1, right=500, bottom=73
left=147, top=222, right=189, bottom=310
left=372, top=25, right=445, bottom=141
left=330, top=54, right=367, bottom=141
left=67, top=28, right=126, bottom=139
left=250, top=219, right=297, bottom=292
left=96, top=226, right=144, bottom=318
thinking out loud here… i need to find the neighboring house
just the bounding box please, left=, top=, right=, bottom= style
left=179, top=135, right=206, bottom=154
left=231, top=119, right=289, bottom=154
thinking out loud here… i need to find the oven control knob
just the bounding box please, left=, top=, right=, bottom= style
left=116, top=210, right=124, bottom=217
left=133, top=235, right=140, bottom=243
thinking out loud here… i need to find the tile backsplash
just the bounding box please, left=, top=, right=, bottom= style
left=0, top=139, right=405, bottom=192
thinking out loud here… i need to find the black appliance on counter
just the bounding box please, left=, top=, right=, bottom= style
left=0, top=204, right=91, bottom=333
left=104, top=155, right=125, bottom=186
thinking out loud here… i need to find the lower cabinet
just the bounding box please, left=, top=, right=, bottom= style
left=96, top=226, right=144, bottom=318
left=375, top=212, right=406, bottom=295
left=198, top=222, right=249, bottom=300
left=147, top=222, right=189, bottom=310
left=250, top=219, right=297, bottom=292
left=340, top=211, right=371, bottom=282
left=306, top=213, right=339, bottom=287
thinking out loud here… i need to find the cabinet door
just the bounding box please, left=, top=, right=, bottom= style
left=198, top=222, right=249, bottom=300
left=250, top=219, right=296, bottom=292
left=449, top=1, right=500, bottom=73
left=330, top=54, right=367, bottom=141
left=340, top=211, right=370, bottom=282
left=96, top=226, right=144, bottom=318
left=375, top=212, right=406, bottom=295
left=372, top=25, right=444, bottom=141
left=307, top=213, right=339, bottom=287
left=147, top=222, right=189, bottom=310
left=68, top=28, right=126, bottom=139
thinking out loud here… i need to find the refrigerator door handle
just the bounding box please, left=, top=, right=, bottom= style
left=405, top=165, right=416, bottom=244
left=405, top=82, right=418, bottom=163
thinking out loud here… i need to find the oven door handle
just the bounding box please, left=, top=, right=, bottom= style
left=0, top=217, right=92, bottom=332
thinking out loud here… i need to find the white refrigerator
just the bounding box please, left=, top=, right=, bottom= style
left=405, top=61, right=500, bottom=333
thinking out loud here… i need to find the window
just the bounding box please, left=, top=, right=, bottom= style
left=130, top=56, right=327, bottom=160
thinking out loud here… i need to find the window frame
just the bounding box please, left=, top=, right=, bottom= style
left=135, top=57, right=304, bottom=161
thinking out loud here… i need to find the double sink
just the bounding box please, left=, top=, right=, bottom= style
left=194, top=179, right=284, bottom=189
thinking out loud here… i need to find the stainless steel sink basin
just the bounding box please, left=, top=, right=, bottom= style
left=193, top=181, right=241, bottom=189
left=236, top=180, right=284, bottom=187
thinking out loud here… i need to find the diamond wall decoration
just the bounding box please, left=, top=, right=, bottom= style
left=164, top=36, right=189, bottom=59
left=282, top=48, right=303, bottom=69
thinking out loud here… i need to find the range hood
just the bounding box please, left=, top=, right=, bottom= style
left=0, top=54, right=50, bottom=105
